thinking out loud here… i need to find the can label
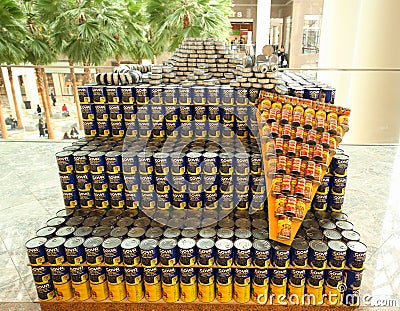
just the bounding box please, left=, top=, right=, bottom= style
left=140, top=192, right=156, bottom=209
left=27, top=244, right=47, bottom=265
left=63, top=190, right=79, bottom=208
left=180, top=282, right=197, bottom=302
left=125, top=267, right=143, bottom=285
left=81, top=104, right=95, bottom=120
left=50, top=266, right=70, bottom=284
left=198, top=247, right=214, bottom=267
left=110, top=191, right=125, bottom=209
left=345, top=270, right=363, bottom=290
left=252, top=283, right=269, bottom=304
left=104, top=246, right=122, bottom=266
left=72, top=280, right=92, bottom=301
left=126, top=282, right=144, bottom=302
left=90, top=281, right=109, bottom=301
left=141, top=248, right=159, bottom=268
left=162, top=283, right=180, bottom=302
left=31, top=266, right=51, bottom=284
left=124, top=174, right=139, bottom=192
left=323, top=283, right=342, bottom=305
left=76, top=173, right=92, bottom=192
left=59, top=174, right=76, bottom=192
left=36, top=282, right=56, bottom=301
left=108, top=281, right=127, bottom=301
left=70, top=266, right=89, bottom=284
left=123, top=248, right=140, bottom=267
left=160, top=246, right=178, bottom=267
left=233, top=282, right=250, bottom=303
left=66, top=245, right=85, bottom=265
left=144, top=281, right=162, bottom=301
left=125, top=191, right=140, bottom=209
left=88, top=266, right=107, bottom=284
left=216, top=282, right=233, bottom=302
left=198, top=282, right=215, bottom=302
left=54, top=281, right=74, bottom=301
left=287, top=283, right=305, bottom=304
left=46, top=245, right=66, bottom=265
left=216, top=248, right=233, bottom=268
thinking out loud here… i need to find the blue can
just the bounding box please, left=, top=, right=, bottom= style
left=106, top=86, right=122, bottom=104
left=31, top=266, right=52, bottom=284
left=65, top=237, right=86, bottom=265
left=92, top=86, right=106, bottom=104
left=326, top=269, right=344, bottom=288
left=220, top=86, right=234, bottom=105
left=191, top=86, right=206, bottom=105
left=26, top=237, right=48, bottom=265
left=140, top=239, right=159, bottom=268
left=290, top=238, right=309, bottom=268
left=289, top=269, right=306, bottom=286
left=307, top=269, right=324, bottom=287
left=250, top=174, right=265, bottom=194
left=164, top=85, right=178, bottom=105
left=72, top=151, right=90, bottom=173
left=198, top=267, right=214, bottom=285
left=171, top=190, right=188, bottom=209
left=252, top=239, right=271, bottom=268
left=203, top=174, right=218, bottom=193
left=94, top=104, right=109, bottom=121
left=208, top=122, right=221, bottom=138
left=345, top=270, right=363, bottom=290
left=170, top=152, right=186, bottom=175
left=178, top=238, right=197, bottom=266
left=194, top=121, right=207, bottom=138
left=180, top=267, right=197, bottom=285
left=202, top=152, right=219, bottom=175
left=165, top=120, right=179, bottom=137
left=106, top=266, right=125, bottom=284
left=271, top=269, right=287, bottom=286
left=138, top=152, right=154, bottom=175
left=186, top=152, right=202, bottom=175
left=83, top=120, right=98, bottom=137
left=208, top=105, right=221, bottom=123
left=50, top=266, right=70, bottom=284
left=153, top=153, right=170, bottom=176
left=235, top=106, right=249, bottom=126
left=149, top=99, right=165, bottom=120
left=235, top=88, right=249, bottom=106
left=62, top=190, right=79, bottom=208
left=81, top=104, right=95, bottom=121
left=44, top=237, right=66, bottom=265
left=206, top=86, right=220, bottom=105
left=139, top=174, right=155, bottom=193
left=308, top=240, right=328, bottom=269
left=123, top=104, right=137, bottom=121
left=102, top=238, right=123, bottom=266
left=70, top=266, right=89, bottom=283
left=187, top=192, right=203, bottom=210
left=220, top=175, right=234, bottom=194
left=289, top=86, right=304, bottom=98
left=152, top=121, right=165, bottom=138
left=193, top=105, right=207, bottom=122
left=222, top=121, right=236, bottom=138
left=89, top=152, right=106, bottom=174
left=121, top=238, right=141, bottom=267
left=84, top=237, right=104, bottom=266
left=97, top=120, right=111, bottom=137
left=78, top=85, right=93, bottom=104
left=122, top=152, right=138, bottom=175
left=235, top=175, right=250, bottom=194
left=156, top=191, right=171, bottom=209
left=125, top=120, right=138, bottom=137
left=236, top=122, right=249, bottom=139
left=93, top=191, right=110, bottom=209
left=140, top=192, right=157, bottom=209
left=215, top=239, right=233, bottom=267
left=343, top=289, right=361, bottom=306
left=56, top=151, right=74, bottom=174
left=221, top=105, right=235, bottom=123
left=233, top=153, right=250, bottom=176
left=234, top=239, right=252, bottom=267
left=322, top=87, right=335, bottom=103
left=125, top=267, right=143, bottom=285
left=165, top=105, right=179, bottom=123
left=179, top=121, right=193, bottom=138
left=108, top=104, right=123, bottom=122
left=110, top=191, right=126, bottom=209
left=219, top=192, right=234, bottom=210
left=328, top=241, right=347, bottom=269
left=178, top=87, right=192, bottom=105
left=59, top=173, right=76, bottom=192
left=92, top=173, right=108, bottom=192
left=88, top=266, right=107, bottom=284
left=331, top=154, right=349, bottom=177
left=197, top=239, right=215, bottom=266
left=35, top=282, right=56, bottom=301
left=236, top=192, right=249, bottom=210
left=120, top=86, right=135, bottom=104
left=252, top=268, right=269, bottom=286
left=155, top=175, right=170, bottom=194
left=204, top=191, right=218, bottom=210
left=329, top=192, right=345, bottom=212
left=108, top=173, right=124, bottom=192
left=187, top=174, right=202, bottom=193
left=346, top=241, right=367, bottom=270
left=135, top=85, right=150, bottom=105
left=304, top=87, right=321, bottom=100
left=79, top=190, right=94, bottom=208
left=159, top=238, right=178, bottom=266
left=179, top=105, right=193, bottom=123
left=144, top=267, right=161, bottom=284
left=271, top=242, right=290, bottom=268
left=125, top=191, right=140, bottom=209
left=110, top=120, right=125, bottom=138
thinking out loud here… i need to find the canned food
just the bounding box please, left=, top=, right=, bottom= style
left=346, top=241, right=367, bottom=270
left=290, top=238, right=309, bottom=268
left=140, top=239, right=159, bottom=267
left=64, top=237, right=85, bottom=265
left=180, top=268, right=197, bottom=302
left=56, top=151, right=74, bottom=174
left=178, top=238, right=196, bottom=266
left=234, top=239, right=252, bottom=267
left=271, top=242, right=290, bottom=268
left=341, top=230, right=360, bottom=243
left=196, top=238, right=215, bottom=266
left=26, top=237, right=48, bottom=265
left=144, top=268, right=162, bottom=302
left=215, top=239, right=233, bottom=267
left=84, top=237, right=104, bottom=265
left=44, top=237, right=66, bottom=265
left=54, top=281, right=74, bottom=301
left=31, top=266, right=51, bottom=284
left=70, top=266, right=89, bottom=284
left=50, top=266, right=70, bottom=285
left=308, top=240, right=328, bottom=269
left=159, top=238, right=178, bottom=267
left=331, top=154, right=349, bottom=177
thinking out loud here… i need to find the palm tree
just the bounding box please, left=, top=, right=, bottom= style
left=36, top=0, right=129, bottom=129
left=0, top=0, right=28, bottom=132
left=146, top=0, right=232, bottom=55
left=22, top=0, right=57, bottom=139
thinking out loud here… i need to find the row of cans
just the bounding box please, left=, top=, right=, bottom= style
left=32, top=266, right=360, bottom=305
left=77, top=85, right=259, bottom=106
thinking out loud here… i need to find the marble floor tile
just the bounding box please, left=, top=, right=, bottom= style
left=0, top=255, right=23, bottom=288
left=0, top=279, right=33, bottom=303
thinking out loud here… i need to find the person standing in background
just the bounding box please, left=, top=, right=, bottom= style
left=50, top=92, right=56, bottom=106
left=37, top=105, right=42, bottom=115
left=38, top=118, right=45, bottom=137
left=278, top=46, right=289, bottom=68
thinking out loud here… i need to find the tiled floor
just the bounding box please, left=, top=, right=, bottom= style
left=0, top=141, right=399, bottom=308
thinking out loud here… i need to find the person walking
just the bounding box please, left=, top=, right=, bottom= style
left=37, top=105, right=42, bottom=115
left=50, top=92, right=56, bottom=106
left=278, top=46, right=289, bottom=68
left=38, top=118, right=45, bottom=137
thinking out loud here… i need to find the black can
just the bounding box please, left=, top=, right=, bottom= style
left=331, top=154, right=349, bottom=177
left=197, top=238, right=215, bottom=266
left=50, top=266, right=70, bottom=284
left=289, top=269, right=306, bottom=286
left=215, top=239, right=234, bottom=267
left=328, top=240, right=347, bottom=269
left=88, top=151, right=106, bottom=174
left=26, top=237, right=48, bottom=265
left=121, top=238, right=141, bottom=267
left=56, top=151, right=74, bottom=174
left=105, top=151, right=122, bottom=174
left=44, top=237, right=66, bottom=265
left=346, top=241, right=367, bottom=270
left=122, top=151, right=138, bottom=175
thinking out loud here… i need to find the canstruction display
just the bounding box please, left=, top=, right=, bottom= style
left=25, top=37, right=366, bottom=306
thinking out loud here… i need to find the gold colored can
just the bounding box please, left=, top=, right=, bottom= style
left=144, top=281, right=162, bottom=302
left=54, top=281, right=73, bottom=301
left=72, top=281, right=92, bottom=301
left=323, top=283, right=342, bottom=306
left=216, top=282, right=232, bottom=303
left=108, top=281, right=127, bottom=301
left=162, top=282, right=180, bottom=302
left=305, top=283, right=323, bottom=305
left=287, top=283, right=305, bottom=304
left=269, top=283, right=286, bottom=304
left=198, top=282, right=215, bottom=302
left=126, top=283, right=144, bottom=302
left=90, top=281, right=109, bottom=301
left=233, top=282, right=250, bottom=303
left=251, top=283, right=269, bottom=304
left=180, top=283, right=197, bottom=302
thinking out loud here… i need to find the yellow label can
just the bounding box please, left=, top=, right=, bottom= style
left=287, top=283, right=305, bottom=305
left=144, top=281, right=162, bottom=302
left=198, top=282, right=215, bottom=302
left=305, top=283, right=323, bottom=305
left=126, top=282, right=144, bottom=302
left=108, top=281, right=127, bottom=301
left=233, top=282, right=250, bottom=303
left=162, top=282, right=180, bottom=302
left=251, top=283, right=269, bottom=304
left=54, top=281, right=73, bottom=301
left=90, top=281, right=109, bottom=301
left=269, top=283, right=287, bottom=305
left=216, top=282, right=232, bottom=303
left=323, top=283, right=342, bottom=306
left=72, top=281, right=92, bottom=301
left=180, top=283, right=197, bottom=302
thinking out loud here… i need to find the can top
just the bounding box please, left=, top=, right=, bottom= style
left=110, top=227, right=129, bottom=238
left=197, top=238, right=215, bottom=250
left=107, top=209, right=124, bottom=218
left=251, top=219, right=268, bottom=230
left=153, top=152, right=169, bottom=160
left=145, top=227, right=164, bottom=239
left=163, top=228, right=181, bottom=239
left=121, top=238, right=140, bottom=250
left=217, top=228, right=234, bottom=239
left=46, top=217, right=66, bottom=227
left=319, top=219, right=336, bottom=230
left=121, top=209, right=139, bottom=218
left=235, top=153, right=250, bottom=160
left=271, top=241, right=290, bottom=252
left=128, top=227, right=146, bottom=238
left=186, top=152, right=202, bottom=159
left=73, top=150, right=91, bottom=157
left=66, top=216, right=84, bottom=227
left=73, top=209, right=91, bottom=218
left=89, top=151, right=106, bottom=158
left=253, top=239, right=271, bottom=252
left=44, top=237, right=66, bottom=249
left=328, top=240, right=347, bottom=252
left=235, top=228, right=252, bottom=239
left=134, top=217, right=151, bottom=228
left=36, top=226, right=57, bottom=238
left=89, top=209, right=107, bottom=218
left=105, top=151, right=122, bottom=158
left=83, top=216, right=102, bottom=227
left=314, top=211, right=330, bottom=220
left=159, top=238, right=178, bottom=250
left=291, top=238, right=309, bottom=251
left=203, top=152, right=218, bottom=159
left=323, top=229, right=342, bottom=241
left=181, top=228, right=199, bottom=239
left=92, top=226, right=112, bottom=237
left=102, top=237, right=122, bottom=249
left=199, top=227, right=216, bottom=239
left=74, top=226, right=93, bottom=237
left=218, top=218, right=235, bottom=229
left=215, top=239, right=234, bottom=251
left=234, top=239, right=252, bottom=251
left=331, top=212, right=348, bottom=221
left=100, top=216, right=117, bottom=227
left=252, top=229, right=269, bottom=240
left=84, top=237, right=104, bottom=248
left=122, top=151, right=138, bottom=158
left=56, top=209, right=75, bottom=218
left=333, top=154, right=349, bottom=161
left=302, top=219, right=319, bottom=230
left=65, top=237, right=85, bottom=248
left=56, top=226, right=75, bottom=237
left=26, top=237, right=47, bottom=249
left=170, top=151, right=185, bottom=159
left=341, top=230, right=360, bottom=242
left=117, top=217, right=134, bottom=228
left=336, top=221, right=354, bottom=231
left=309, top=240, right=328, bottom=253
left=306, top=228, right=323, bottom=240
left=137, top=151, right=154, bottom=158
left=140, top=238, right=158, bottom=250
left=347, top=241, right=367, bottom=253
left=56, top=151, right=74, bottom=157
left=178, top=238, right=196, bottom=249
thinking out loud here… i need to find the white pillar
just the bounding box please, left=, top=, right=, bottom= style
left=22, top=69, right=41, bottom=109
left=52, top=73, right=63, bottom=98
left=256, top=0, right=271, bottom=55
left=318, top=0, right=400, bottom=144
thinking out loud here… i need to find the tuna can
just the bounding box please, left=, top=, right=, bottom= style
left=50, top=266, right=70, bottom=284
left=88, top=151, right=106, bottom=174
left=234, top=239, right=252, bottom=267
left=54, top=281, right=73, bottom=301
left=72, top=151, right=90, bottom=174
left=309, top=240, right=328, bottom=269
left=346, top=241, right=367, bottom=270
left=216, top=268, right=233, bottom=302
left=121, top=238, right=141, bottom=267
left=215, top=239, right=234, bottom=267
left=122, top=151, right=138, bottom=175
left=290, top=238, right=309, bottom=268
left=331, top=154, right=349, bottom=177
left=140, top=239, right=159, bottom=267
left=64, top=237, right=85, bottom=265
left=180, top=267, right=197, bottom=302
left=26, top=237, right=48, bottom=265
left=35, top=282, right=56, bottom=301
left=342, top=230, right=361, bottom=243
left=328, top=240, right=347, bottom=269
left=345, top=269, right=363, bottom=290
left=159, top=238, right=178, bottom=267
left=84, top=237, right=104, bottom=265
left=251, top=268, right=269, bottom=304
left=83, top=120, right=98, bottom=137
left=271, top=242, right=290, bottom=268
left=62, top=190, right=79, bottom=208
left=44, top=237, right=66, bottom=265
left=56, top=151, right=74, bottom=174
left=252, top=239, right=271, bottom=268
left=178, top=238, right=196, bottom=266
left=144, top=267, right=162, bottom=302
left=154, top=152, right=170, bottom=176
left=137, top=151, right=154, bottom=175
left=125, top=267, right=144, bottom=302
left=196, top=238, right=214, bottom=266
left=31, top=266, right=51, bottom=284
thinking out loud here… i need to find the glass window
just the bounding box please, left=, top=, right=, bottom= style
left=302, top=15, right=322, bottom=54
